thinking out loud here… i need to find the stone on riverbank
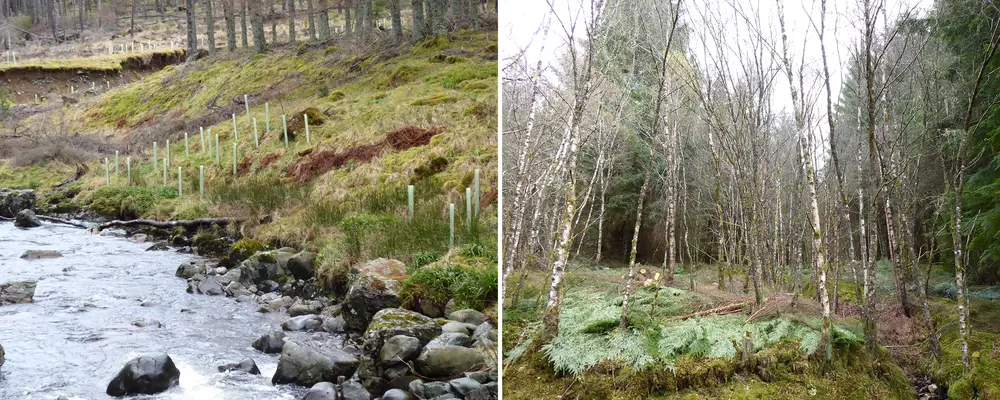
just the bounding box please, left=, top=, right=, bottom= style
left=175, top=262, right=204, bottom=279
left=287, top=251, right=318, bottom=280
left=0, top=189, right=35, bottom=218
left=282, top=314, right=323, bottom=332
left=379, top=335, right=421, bottom=366
left=0, top=343, right=5, bottom=370
left=342, top=259, right=407, bottom=332
left=302, top=382, right=337, bottom=400
left=414, top=345, right=488, bottom=378
left=0, top=280, right=37, bottom=305
left=14, top=209, right=42, bottom=228
left=271, top=341, right=359, bottom=387
left=382, top=388, right=411, bottom=400
left=20, top=250, right=63, bottom=259
left=448, top=309, right=487, bottom=326
left=342, top=380, right=372, bottom=400
left=105, top=353, right=180, bottom=397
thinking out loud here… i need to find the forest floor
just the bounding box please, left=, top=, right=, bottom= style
left=503, top=259, right=1000, bottom=399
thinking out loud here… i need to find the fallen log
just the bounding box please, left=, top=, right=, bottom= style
left=98, top=217, right=245, bottom=231
left=36, top=215, right=92, bottom=229
left=664, top=302, right=747, bottom=322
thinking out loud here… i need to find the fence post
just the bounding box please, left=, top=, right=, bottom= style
left=253, top=118, right=259, bottom=148
left=474, top=168, right=480, bottom=219
left=232, top=113, right=239, bottom=141
left=244, top=94, right=251, bottom=125
left=177, top=167, right=182, bottom=196
left=282, top=115, right=288, bottom=146
left=105, top=158, right=110, bottom=185
left=407, top=185, right=414, bottom=221
left=466, top=187, right=472, bottom=232
left=199, top=165, right=205, bottom=200
left=305, top=113, right=310, bottom=145
left=449, top=203, right=455, bottom=250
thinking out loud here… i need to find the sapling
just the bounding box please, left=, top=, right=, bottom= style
left=407, top=185, right=415, bottom=221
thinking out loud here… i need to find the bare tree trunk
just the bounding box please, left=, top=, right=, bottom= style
left=317, top=0, right=328, bottom=39
left=307, top=0, right=315, bottom=40
left=708, top=129, right=726, bottom=289
left=621, top=145, right=653, bottom=329
left=410, top=0, right=423, bottom=42
left=205, top=0, right=215, bottom=53
left=249, top=0, right=264, bottom=52
left=287, top=0, right=295, bottom=42
left=186, top=0, right=197, bottom=58
left=344, top=0, right=351, bottom=35
left=240, top=0, right=249, bottom=48
left=389, top=0, right=401, bottom=43
left=223, top=0, right=236, bottom=51
left=777, top=0, right=831, bottom=362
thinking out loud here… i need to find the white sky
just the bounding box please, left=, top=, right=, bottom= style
left=501, top=0, right=934, bottom=139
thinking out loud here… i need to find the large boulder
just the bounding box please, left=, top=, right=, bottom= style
left=414, top=345, right=489, bottom=378
left=356, top=308, right=442, bottom=393
left=105, top=353, right=181, bottom=397
left=14, top=209, right=42, bottom=228
left=271, top=341, right=359, bottom=386
left=196, top=276, right=224, bottom=296
left=175, top=262, right=204, bottom=279
left=342, top=259, right=407, bottom=332
left=287, top=251, right=318, bottom=280
left=0, top=189, right=35, bottom=218
left=426, top=332, right=473, bottom=348
left=231, top=249, right=296, bottom=286
left=252, top=331, right=286, bottom=354
left=342, top=380, right=372, bottom=400
left=0, top=280, right=37, bottom=306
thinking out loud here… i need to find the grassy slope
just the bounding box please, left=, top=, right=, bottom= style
left=1, top=30, right=498, bottom=288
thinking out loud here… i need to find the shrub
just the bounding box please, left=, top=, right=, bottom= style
left=400, top=262, right=498, bottom=311
left=931, top=282, right=958, bottom=300
left=87, top=186, right=178, bottom=219
left=316, top=240, right=352, bottom=293
left=208, top=175, right=305, bottom=218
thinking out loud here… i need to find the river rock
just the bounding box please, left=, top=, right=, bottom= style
left=0, top=280, right=37, bottom=305
left=100, top=228, right=128, bottom=237
left=283, top=314, right=323, bottom=332
left=217, top=358, right=261, bottom=375
left=252, top=331, right=286, bottom=354
left=287, top=251, right=317, bottom=280
left=414, top=345, right=488, bottom=378
left=442, top=321, right=471, bottom=335
left=105, top=353, right=180, bottom=396
left=466, top=382, right=498, bottom=400
left=0, top=189, right=35, bottom=218
left=175, top=262, right=203, bottom=279
left=232, top=249, right=295, bottom=286
left=382, top=388, right=410, bottom=400
left=289, top=300, right=322, bottom=317
left=14, top=209, right=42, bottom=228
left=411, top=380, right=452, bottom=398
left=302, top=382, right=337, bottom=400
left=145, top=242, right=170, bottom=251
left=197, top=276, right=224, bottom=296
left=379, top=335, right=421, bottom=366
left=322, top=316, right=346, bottom=333
left=448, top=309, right=486, bottom=326
left=449, top=377, right=482, bottom=397
left=225, top=281, right=251, bottom=297
left=130, top=234, right=149, bottom=243
left=1, top=343, right=5, bottom=370
left=20, top=250, right=63, bottom=259
left=356, top=308, right=441, bottom=393
left=132, top=318, right=162, bottom=328
left=342, top=380, right=371, bottom=400
left=472, top=323, right=497, bottom=343
left=342, top=259, right=407, bottom=332
left=426, top=332, right=473, bottom=348
left=271, top=341, right=359, bottom=386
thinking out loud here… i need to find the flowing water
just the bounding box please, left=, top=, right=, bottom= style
left=0, top=222, right=315, bottom=399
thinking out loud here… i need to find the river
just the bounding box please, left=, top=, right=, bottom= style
left=0, top=222, right=314, bottom=399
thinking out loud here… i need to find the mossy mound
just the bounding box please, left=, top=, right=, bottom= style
left=84, top=186, right=178, bottom=219
left=399, top=253, right=497, bottom=313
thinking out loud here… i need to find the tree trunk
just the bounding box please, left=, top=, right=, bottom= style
left=708, top=129, right=726, bottom=289
left=621, top=145, right=653, bottom=329
left=410, top=0, right=423, bottom=42
left=249, top=0, right=264, bottom=52
left=389, top=0, right=401, bottom=42
left=205, top=0, right=215, bottom=53
left=344, top=0, right=351, bottom=35
left=223, top=0, right=236, bottom=51
left=186, top=0, right=197, bottom=59
left=130, top=0, right=135, bottom=39
left=287, top=0, right=295, bottom=42
left=317, top=0, right=328, bottom=39
left=307, top=0, right=315, bottom=40
left=240, top=0, right=248, bottom=48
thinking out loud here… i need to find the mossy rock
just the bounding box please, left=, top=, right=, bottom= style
left=226, top=238, right=266, bottom=266
left=363, top=308, right=441, bottom=344
left=412, top=156, right=449, bottom=182
left=324, top=46, right=340, bottom=55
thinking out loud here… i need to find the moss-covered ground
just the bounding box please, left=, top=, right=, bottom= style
left=504, top=259, right=1000, bottom=399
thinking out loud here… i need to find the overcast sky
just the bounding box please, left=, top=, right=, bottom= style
left=501, top=0, right=934, bottom=140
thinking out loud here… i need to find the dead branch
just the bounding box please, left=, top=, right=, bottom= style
left=98, top=217, right=245, bottom=231
left=664, top=301, right=747, bottom=322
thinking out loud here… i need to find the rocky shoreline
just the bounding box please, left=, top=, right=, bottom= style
left=0, top=188, right=499, bottom=399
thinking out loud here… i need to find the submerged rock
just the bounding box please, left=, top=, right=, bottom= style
left=217, top=358, right=261, bottom=375
left=0, top=280, right=37, bottom=306
left=14, top=209, right=42, bottom=228
left=105, top=353, right=180, bottom=397
left=20, top=250, right=63, bottom=259
left=271, top=341, right=359, bottom=386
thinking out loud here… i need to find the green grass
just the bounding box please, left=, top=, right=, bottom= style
left=399, top=257, right=499, bottom=312
left=83, top=185, right=178, bottom=218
